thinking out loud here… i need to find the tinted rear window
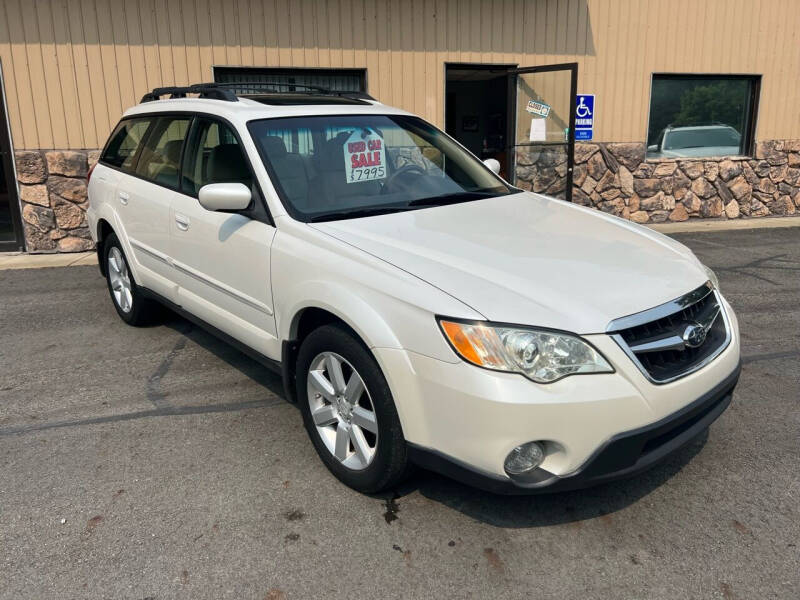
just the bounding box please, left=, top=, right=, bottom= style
left=134, top=117, right=191, bottom=189
left=101, top=119, right=152, bottom=170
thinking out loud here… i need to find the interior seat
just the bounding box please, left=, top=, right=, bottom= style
left=311, top=131, right=382, bottom=210
left=259, top=136, right=310, bottom=209
left=149, top=138, right=183, bottom=188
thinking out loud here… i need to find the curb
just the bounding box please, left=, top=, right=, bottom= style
left=0, top=251, right=97, bottom=270
left=649, top=215, right=800, bottom=234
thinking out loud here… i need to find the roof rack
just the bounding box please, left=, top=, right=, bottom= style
left=140, top=83, right=238, bottom=103
left=140, top=81, right=375, bottom=103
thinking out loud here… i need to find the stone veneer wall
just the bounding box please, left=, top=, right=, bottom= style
left=570, top=140, right=800, bottom=223
left=12, top=140, right=800, bottom=252
left=15, top=150, right=99, bottom=253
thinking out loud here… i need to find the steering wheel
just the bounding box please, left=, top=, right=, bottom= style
left=382, top=164, right=426, bottom=193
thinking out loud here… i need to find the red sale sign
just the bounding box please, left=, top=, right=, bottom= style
left=343, top=129, right=386, bottom=183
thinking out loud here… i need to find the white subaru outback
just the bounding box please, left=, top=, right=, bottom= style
left=87, top=83, right=741, bottom=494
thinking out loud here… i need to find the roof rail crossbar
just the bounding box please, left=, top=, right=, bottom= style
left=334, top=90, right=376, bottom=101
left=140, top=83, right=238, bottom=103
left=139, top=81, right=376, bottom=103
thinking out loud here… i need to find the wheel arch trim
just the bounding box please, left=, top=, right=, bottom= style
left=91, top=204, right=143, bottom=283
left=280, top=284, right=405, bottom=351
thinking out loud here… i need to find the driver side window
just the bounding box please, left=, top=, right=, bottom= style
left=182, top=118, right=252, bottom=196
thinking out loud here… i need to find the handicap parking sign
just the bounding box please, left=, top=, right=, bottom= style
left=574, top=94, right=594, bottom=141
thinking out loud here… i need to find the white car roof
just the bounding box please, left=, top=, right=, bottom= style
left=123, top=96, right=414, bottom=127
left=665, top=125, right=737, bottom=132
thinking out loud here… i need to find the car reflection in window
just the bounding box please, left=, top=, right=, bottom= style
left=648, top=125, right=742, bottom=159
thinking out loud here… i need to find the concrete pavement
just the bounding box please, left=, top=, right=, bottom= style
left=0, top=227, right=798, bottom=599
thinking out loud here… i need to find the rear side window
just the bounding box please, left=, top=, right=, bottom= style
left=101, top=118, right=152, bottom=170
left=182, top=118, right=252, bottom=196
left=134, top=117, right=191, bottom=189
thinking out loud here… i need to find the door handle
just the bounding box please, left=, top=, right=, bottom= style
left=175, top=214, right=190, bottom=231
left=118, top=191, right=129, bottom=205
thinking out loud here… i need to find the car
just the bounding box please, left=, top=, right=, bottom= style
left=87, top=82, right=741, bottom=494
left=647, top=124, right=742, bottom=159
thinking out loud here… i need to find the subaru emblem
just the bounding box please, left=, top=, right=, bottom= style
left=682, top=322, right=708, bottom=349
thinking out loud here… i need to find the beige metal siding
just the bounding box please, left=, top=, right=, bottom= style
left=0, top=0, right=798, bottom=149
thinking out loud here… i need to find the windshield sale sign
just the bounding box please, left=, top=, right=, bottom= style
left=344, top=129, right=386, bottom=183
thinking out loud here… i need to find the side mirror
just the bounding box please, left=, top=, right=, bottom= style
left=483, top=158, right=501, bottom=175
left=198, top=183, right=252, bottom=211
left=647, top=144, right=659, bottom=152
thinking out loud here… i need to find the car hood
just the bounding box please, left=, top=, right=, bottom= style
left=311, top=192, right=708, bottom=333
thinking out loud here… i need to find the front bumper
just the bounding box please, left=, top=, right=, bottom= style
left=406, top=362, right=740, bottom=494
left=373, top=298, right=741, bottom=493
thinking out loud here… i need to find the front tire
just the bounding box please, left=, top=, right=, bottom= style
left=296, top=324, right=409, bottom=493
left=103, top=233, right=158, bottom=326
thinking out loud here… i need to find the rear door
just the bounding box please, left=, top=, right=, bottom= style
left=118, top=115, right=191, bottom=302
left=170, top=116, right=278, bottom=358
left=95, top=116, right=152, bottom=235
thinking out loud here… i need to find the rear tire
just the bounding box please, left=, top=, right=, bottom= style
left=103, top=233, right=159, bottom=326
left=296, top=324, right=410, bottom=493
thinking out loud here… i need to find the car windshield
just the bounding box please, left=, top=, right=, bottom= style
left=663, top=127, right=741, bottom=150
left=248, top=114, right=511, bottom=221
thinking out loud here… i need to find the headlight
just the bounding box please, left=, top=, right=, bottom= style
left=438, top=319, right=613, bottom=383
left=703, top=264, right=720, bottom=291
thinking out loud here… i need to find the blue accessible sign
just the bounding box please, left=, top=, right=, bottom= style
left=574, top=94, right=594, bottom=141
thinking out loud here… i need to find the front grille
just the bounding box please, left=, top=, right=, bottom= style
left=608, top=283, right=730, bottom=383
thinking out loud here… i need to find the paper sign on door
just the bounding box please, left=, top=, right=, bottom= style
left=529, top=118, right=547, bottom=142
left=344, top=129, right=386, bottom=183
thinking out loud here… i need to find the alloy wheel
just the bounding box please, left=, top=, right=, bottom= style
left=108, top=246, right=133, bottom=313
left=306, top=351, right=379, bottom=470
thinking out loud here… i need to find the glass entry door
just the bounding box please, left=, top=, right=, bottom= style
left=507, top=63, right=577, bottom=201
left=0, top=64, right=24, bottom=251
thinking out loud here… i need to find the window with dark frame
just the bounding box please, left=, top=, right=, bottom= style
left=213, top=66, right=367, bottom=95
left=134, top=117, right=191, bottom=189
left=101, top=118, right=152, bottom=171
left=646, top=74, right=760, bottom=160
left=182, top=118, right=252, bottom=196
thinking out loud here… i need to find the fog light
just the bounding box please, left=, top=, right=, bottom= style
left=504, top=441, right=545, bottom=476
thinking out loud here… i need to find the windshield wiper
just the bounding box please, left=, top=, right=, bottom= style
left=309, top=206, right=413, bottom=222
left=406, top=191, right=497, bottom=207
left=309, top=191, right=501, bottom=221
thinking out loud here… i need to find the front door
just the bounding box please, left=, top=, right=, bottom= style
left=0, top=63, right=24, bottom=252
left=170, top=116, right=278, bottom=358
left=507, top=63, right=577, bottom=202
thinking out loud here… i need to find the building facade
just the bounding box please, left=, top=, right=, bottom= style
left=0, top=0, right=798, bottom=253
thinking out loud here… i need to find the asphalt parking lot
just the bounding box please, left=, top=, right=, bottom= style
left=1, top=227, right=798, bottom=599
